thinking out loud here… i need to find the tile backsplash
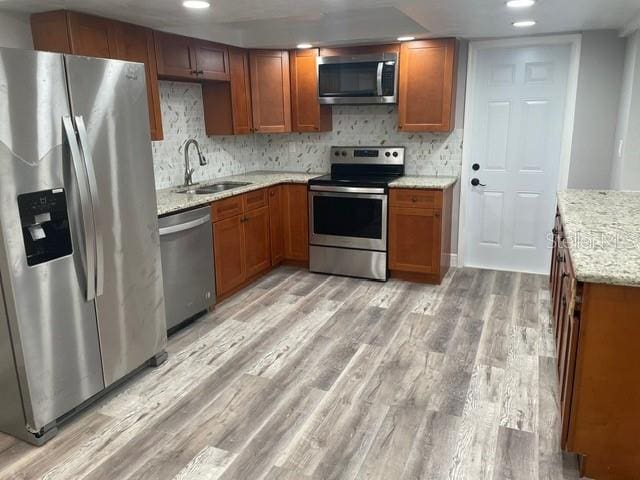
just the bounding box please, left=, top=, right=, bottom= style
left=152, top=81, right=463, bottom=190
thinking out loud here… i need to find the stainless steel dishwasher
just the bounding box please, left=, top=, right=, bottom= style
left=159, top=206, right=215, bottom=331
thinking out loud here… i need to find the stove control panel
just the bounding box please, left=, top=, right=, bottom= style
left=330, top=146, right=405, bottom=165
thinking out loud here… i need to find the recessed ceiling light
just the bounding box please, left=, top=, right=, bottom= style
left=183, top=1, right=210, bottom=9
left=513, top=20, right=536, bottom=27
left=296, top=43, right=312, bottom=49
left=397, top=36, right=415, bottom=42
left=506, top=0, right=535, bottom=8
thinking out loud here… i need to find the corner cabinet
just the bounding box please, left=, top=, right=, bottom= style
left=289, top=49, right=332, bottom=132
left=249, top=50, right=292, bottom=133
left=389, top=187, right=453, bottom=284
left=31, top=10, right=164, bottom=140
left=398, top=38, right=457, bottom=132
left=203, top=47, right=253, bottom=135
left=550, top=209, right=640, bottom=480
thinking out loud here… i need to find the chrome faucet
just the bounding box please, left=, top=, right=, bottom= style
left=183, top=139, right=207, bottom=187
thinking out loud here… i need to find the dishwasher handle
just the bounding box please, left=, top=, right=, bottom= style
left=159, top=215, right=210, bottom=236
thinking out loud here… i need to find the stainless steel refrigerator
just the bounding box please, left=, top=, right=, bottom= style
left=0, top=47, right=167, bottom=445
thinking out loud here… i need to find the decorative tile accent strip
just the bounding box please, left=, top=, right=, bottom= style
left=152, top=81, right=464, bottom=190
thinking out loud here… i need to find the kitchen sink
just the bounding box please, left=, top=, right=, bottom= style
left=174, top=181, right=252, bottom=195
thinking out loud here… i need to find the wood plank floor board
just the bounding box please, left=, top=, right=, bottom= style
left=493, top=426, right=538, bottom=480
left=0, top=267, right=580, bottom=480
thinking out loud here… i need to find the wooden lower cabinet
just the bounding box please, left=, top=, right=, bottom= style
left=388, top=186, right=453, bottom=284
left=212, top=185, right=309, bottom=297
left=213, top=214, right=246, bottom=297
left=550, top=210, right=640, bottom=479
left=268, top=186, right=285, bottom=265
left=212, top=189, right=271, bottom=298
left=244, top=206, right=271, bottom=278
left=281, top=184, right=309, bottom=263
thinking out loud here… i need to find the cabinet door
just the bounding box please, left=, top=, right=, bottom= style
left=31, top=11, right=73, bottom=53
left=269, top=186, right=284, bottom=265
left=389, top=207, right=441, bottom=274
left=229, top=48, right=253, bottom=134
left=154, top=31, right=196, bottom=79
left=282, top=184, right=309, bottom=262
left=213, top=215, right=246, bottom=297
left=249, top=50, right=291, bottom=133
left=112, top=22, right=164, bottom=141
left=398, top=38, right=457, bottom=132
left=290, top=49, right=331, bottom=132
left=193, top=40, right=229, bottom=81
left=67, top=11, right=115, bottom=58
left=244, top=206, right=272, bottom=278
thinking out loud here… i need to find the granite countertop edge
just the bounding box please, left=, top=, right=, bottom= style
left=156, top=171, right=459, bottom=216
left=557, top=190, right=640, bottom=288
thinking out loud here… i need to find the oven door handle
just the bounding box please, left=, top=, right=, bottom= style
left=309, top=185, right=385, bottom=195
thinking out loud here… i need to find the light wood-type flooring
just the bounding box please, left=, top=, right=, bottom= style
left=0, top=267, right=583, bottom=479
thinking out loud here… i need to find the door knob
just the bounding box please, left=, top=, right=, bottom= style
left=472, top=163, right=480, bottom=171
left=471, top=178, right=486, bottom=187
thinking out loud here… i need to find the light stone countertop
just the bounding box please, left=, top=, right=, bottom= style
left=389, top=175, right=458, bottom=189
left=157, top=171, right=459, bottom=216
left=557, top=189, right=640, bottom=287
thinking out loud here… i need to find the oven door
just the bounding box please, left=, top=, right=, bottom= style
left=309, top=186, right=387, bottom=251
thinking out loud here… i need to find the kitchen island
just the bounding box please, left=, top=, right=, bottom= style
left=551, top=190, right=640, bottom=480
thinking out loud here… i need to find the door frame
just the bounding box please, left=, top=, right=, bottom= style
left=457, top=34, right=582, bottom=269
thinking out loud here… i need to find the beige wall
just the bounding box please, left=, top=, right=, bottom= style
left=0, top=10, right=32, bottom=49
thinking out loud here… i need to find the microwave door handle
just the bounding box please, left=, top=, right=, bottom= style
left=376, top=62, right=384, bottom=97
left=75, top=116, right=103, bottom=298
left=63, top=115, right=97, bottom=302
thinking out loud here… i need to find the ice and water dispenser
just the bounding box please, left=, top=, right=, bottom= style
left=18, top=189, right=73, bottom=266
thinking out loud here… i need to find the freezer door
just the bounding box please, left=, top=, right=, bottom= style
left=0, top=48, right=104, bottom=432
left=64, top=55, right=166, bottom=386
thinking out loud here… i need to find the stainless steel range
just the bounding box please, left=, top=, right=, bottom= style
left=308, top=146, right=405, bottom=281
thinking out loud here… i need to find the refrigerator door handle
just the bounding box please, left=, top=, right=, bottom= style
left=75, top=116, right=104, bottom=298
left=63, top=115, right=97, bottom=301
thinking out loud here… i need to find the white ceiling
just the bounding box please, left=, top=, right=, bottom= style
left=1, top=0, right=639, bottom=47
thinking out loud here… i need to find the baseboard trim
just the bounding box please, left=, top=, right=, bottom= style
left=449, top=253, right=458, bottom=268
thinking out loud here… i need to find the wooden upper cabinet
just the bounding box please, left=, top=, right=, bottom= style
left=154, top=31, right=196, bottom=79
left=155, top=32, right=229, bottom=81
left=66, top=11, right=115, bottom=58
left=193, top=40, right=230, bottom=81
left=203, top=47, right=252, bottom=135
left=249, top=50, right=291, bottom=133
left=398, top=38, right=457, bottom=132
left=290, top=49, right=331, bottom=132
left=31, top=10, right=114, bottom=58
left=228, top=48, right=253, bottom=134
left=31, top=11, right=72, bottom=53
left=112, top=22, right=164, bottom=140
left=30, top=10, right=164, bottom=140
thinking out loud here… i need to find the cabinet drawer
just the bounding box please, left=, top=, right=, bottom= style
left=211, top=195, right=243, bottom=222
left=390, top=188, right=442, bottom=209
left=243, top=188, right=268, bottom=212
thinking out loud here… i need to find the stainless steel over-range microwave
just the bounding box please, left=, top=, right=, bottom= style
left=317, top=52, right=399, bottom=104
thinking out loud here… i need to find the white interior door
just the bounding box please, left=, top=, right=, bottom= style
left=464, top=43, right=572, bottom=274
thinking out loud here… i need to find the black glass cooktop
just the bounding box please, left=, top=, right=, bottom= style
left=309, top=173, right=401, bottom=188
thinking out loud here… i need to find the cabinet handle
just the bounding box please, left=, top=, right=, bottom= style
left=434, top=212, right=441, bottom=218
left=411, top=197, right=417, bottom=203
